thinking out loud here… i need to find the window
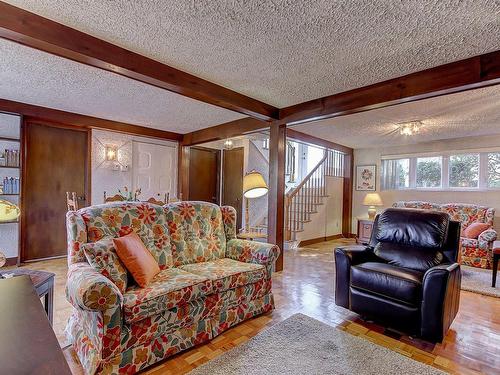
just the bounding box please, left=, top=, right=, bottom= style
left=487, top=152, right=500, bottom=188
left=381, top=158, right=409, bottom=190
left=416, top=156, right=442, bottom=188
left=449, top=154, right=479, bottom=188
left=381, top=151, right=500, bottom=191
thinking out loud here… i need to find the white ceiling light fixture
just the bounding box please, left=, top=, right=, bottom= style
left=399, top=121, right=422, bottom=136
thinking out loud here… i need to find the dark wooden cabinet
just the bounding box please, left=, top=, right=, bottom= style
left=357, top=218, right=374, bottom=244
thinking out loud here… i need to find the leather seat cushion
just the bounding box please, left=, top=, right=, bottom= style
left=179, top=258, right=266, bottom=294
left=351, top=262, right=424, bottom=305
left=123, top=268, right=212, bottom=324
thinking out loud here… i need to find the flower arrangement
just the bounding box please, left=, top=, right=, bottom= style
left=117, top=186, right=142, bottom=201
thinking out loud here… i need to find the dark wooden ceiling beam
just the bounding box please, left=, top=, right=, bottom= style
left=0, top=2, right=278, bottom=121
left=286, top=128, right=352, bottom=154
left=0, top=98, right=182, bottom=141
left=280, top=50, right=500, bottom=125
left=181, top=117, right=269, bottom=146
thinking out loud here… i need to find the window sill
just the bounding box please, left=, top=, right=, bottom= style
left=382, top=188, right=500, bottom=193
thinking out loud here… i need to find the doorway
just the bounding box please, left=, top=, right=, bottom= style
left=22, top=121, right=90, bottom=261
left=132, top=141, right=177, bottom=202
left=222, top=147, right=244, bottom=229
left=188, top=147, right=220, bottom=203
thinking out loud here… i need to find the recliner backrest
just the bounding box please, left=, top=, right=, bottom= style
left=369, top=208, right=458, bottom=271
left=375, top=208, right=449, bottom=248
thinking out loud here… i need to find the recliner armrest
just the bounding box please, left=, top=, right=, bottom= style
left=334, top=245, right=374, bottom=308
left=421, top=263, right=461, bottom=342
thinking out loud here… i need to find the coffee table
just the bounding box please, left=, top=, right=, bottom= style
left=492, top=241, right=500, bottom=287
left=0, top=268, right=55, bottom=324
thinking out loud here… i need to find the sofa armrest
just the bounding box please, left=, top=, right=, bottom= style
left=66, top=262, right=123, bottom=312
left=478, top=228, right=497, bottom=249
left=421, top=263, right=461, bottom=342
left=226, top=239, right=280, bottom=267
left=334, top=245, right=374, bottom=308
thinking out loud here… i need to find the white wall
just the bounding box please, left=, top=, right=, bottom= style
left=353, top=134, right=500, bottom=232
left=296, top=177, right=344, bottom=243
left=91, top=129, right=177, bottom=205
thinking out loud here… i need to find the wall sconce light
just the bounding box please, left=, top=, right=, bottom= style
left=105, top=145, right=118, bottom=161
left=223, top=139, right=234, bottom=150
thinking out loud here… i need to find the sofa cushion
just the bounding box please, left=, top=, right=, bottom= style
left=82, top=238, right=128, bottom=294
left=179, top=258, right=266, bottom=293
left=441, top=203, right=491, bottom=229
left=351, top=262, right=424, bottom=305
left=375, top=208, right=449, bottom=248
left=463, top=222, right=490, bottom=239
left=80, top=202, right=173, bottom=269
left=374, top=242, right=443, bottom=272
left=114, top=232, right=160, bottom=287
left=165, top=202, right=227, bottom=266
left=123, top=268, right=212, bottom=323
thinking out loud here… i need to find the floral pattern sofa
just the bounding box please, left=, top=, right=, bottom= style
left=393, top=201, right=497, bottom=269
left=65, top=201, right=280, bottom=374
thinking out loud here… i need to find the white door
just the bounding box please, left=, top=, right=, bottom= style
left=132, top=141, right=177, bottom=202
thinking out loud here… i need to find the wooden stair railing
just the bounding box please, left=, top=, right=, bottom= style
left=285, top=149, right=345, bottom=241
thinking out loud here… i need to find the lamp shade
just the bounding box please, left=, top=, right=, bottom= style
left=362, top=193, right=383, bottom=206
left=243, top=171, right=268, bottom=199
left=0, top=199, right=20, bottom=222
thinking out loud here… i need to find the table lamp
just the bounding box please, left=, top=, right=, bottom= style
left=362, top=193, right=383, bottom=219
left=243, top=171, right=268, bottom=232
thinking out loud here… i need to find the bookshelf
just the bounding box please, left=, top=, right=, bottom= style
left=0, top=113, right=22, bottom=265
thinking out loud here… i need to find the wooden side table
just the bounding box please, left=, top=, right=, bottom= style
left=0, top=276, right=71, bottom=374
left=0, top=268, right=55, bottom=324
left=357, top=218, right=374, bottom=244
left=492, top=241, right=500, bottom=287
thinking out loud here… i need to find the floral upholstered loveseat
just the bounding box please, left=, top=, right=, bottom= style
left=393, top=201, right=497, bottom=269
left=65, top=201, right=280, bottom=374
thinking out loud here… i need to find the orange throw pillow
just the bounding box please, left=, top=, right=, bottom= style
left=113, top=232, right=160, bottom=287
left=463, top=222, right=491, bottom=239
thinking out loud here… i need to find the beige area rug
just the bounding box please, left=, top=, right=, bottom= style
left=461, top=265, right=500, bottom=298
left=188, top=314, right=444, bottom=375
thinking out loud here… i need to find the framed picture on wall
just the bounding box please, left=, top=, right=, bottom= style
left=356, top=165, right=376, bottom=191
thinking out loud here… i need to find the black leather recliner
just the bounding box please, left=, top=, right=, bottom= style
left=335, top=208, right=461, bottom=342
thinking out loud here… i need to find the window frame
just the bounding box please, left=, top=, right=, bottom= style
left=381, top=149, right=500, bottom=192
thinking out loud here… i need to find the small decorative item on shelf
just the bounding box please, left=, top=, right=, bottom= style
left=0, top=199, right=20, bottom=222
left=3, top=149, right=20, bottom=167
left=2, top=177, right=20, bottom=194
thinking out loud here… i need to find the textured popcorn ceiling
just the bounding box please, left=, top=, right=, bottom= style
left=293, top=86, right=500, bottom=149
left=0, top=39, right=245, bottom=133
left=4, top=0, right=500, bottom=107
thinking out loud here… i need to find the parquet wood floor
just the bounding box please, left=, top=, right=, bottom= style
left=14, top=239, right=500, bottom=374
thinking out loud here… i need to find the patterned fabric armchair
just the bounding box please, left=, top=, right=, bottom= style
left=393, top=201, right=496, bottom=269
left=65, top=201, right=280, bottom=374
